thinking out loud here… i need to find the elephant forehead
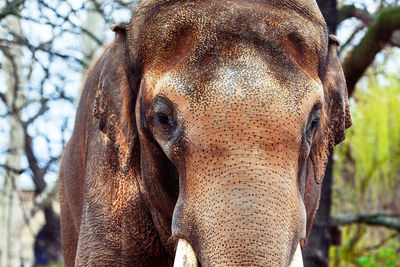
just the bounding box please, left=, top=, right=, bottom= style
left=147, top=49, right=323, bottom=119
left=139, top=0, right=326, bottom=111
left=139, top=0, right=327, bottom=75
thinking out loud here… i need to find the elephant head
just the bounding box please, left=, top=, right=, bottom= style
left=59, top=0, right=351, bottom=266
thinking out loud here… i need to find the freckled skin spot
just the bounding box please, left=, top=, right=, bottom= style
left=60, top=0, right=351, bottom=266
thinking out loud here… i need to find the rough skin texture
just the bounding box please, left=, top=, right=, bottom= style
left=59, top=0, right=351, bottom=266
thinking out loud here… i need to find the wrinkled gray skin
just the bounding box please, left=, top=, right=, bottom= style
left=59, top=0, right=351, bottom=266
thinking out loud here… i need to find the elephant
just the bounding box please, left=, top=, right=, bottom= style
left=59, top=0, right=352, bottom=266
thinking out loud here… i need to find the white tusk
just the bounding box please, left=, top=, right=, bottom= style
left=289, top=243, right=304, bottom=267
left=173, top=238, right=198, bottom=267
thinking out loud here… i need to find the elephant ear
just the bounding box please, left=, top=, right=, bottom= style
left=310, top=34, right=352, bottom=184
left=303, top=35, right=352, bottom=237
left=93, top=22, right=140, bottom=173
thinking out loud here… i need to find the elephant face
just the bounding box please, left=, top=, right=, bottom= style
left=62, top=0, right=351, bottom=266
left=124, top=1, right=351, bottom=265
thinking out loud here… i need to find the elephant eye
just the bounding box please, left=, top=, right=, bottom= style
left=151, top=95, right=180, bottom=140
left=310, top=118, right=320, bottom=131
left=155, top=113, right=175, bottom=128
left=152, top=95, right=176, bottom=130
left=305, top=105, right=322, bottom=145
left=306, top=118, right=319, bottom=145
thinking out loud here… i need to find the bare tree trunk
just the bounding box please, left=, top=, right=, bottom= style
left=82, top=0, right=105, bottom=70
left=0, top=15, right=26, bottom=267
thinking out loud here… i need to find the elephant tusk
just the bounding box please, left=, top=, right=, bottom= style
left=289, top=243, right=304, bottom=267
left=173, top=238, right=302, bottom=266
left=173, top=238, right=198, bottom=267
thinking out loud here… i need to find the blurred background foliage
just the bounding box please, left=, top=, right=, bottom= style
left=331, top=73, right=400, bottom=266
left=0, top=0, right=399, bottom=266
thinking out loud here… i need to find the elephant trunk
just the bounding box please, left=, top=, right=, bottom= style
left=172, top=166, right=307, bottom=266
left=173, top=239, right=303, bottom=267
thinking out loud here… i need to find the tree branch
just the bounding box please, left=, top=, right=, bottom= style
left=0, top=0, right=25, bottom=20
left=338, top=5, right=372, bottom=25
left=0, top=92, right=7, bottom=105
left=0, top=163, right=25, bottom=174
left=23, top=100, right=49, bottom=126
left=333, top=213, right=400, bottom=232
left=24, top=181, right=59, bottom=224
left=339, top=24, right=365, bottom=55
left=343, top=6, right=400, bottom=96
left=24, top=130, right=47, bottom=193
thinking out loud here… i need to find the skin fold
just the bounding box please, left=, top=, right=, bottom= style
left=59, top=0, right=351, bottom=266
